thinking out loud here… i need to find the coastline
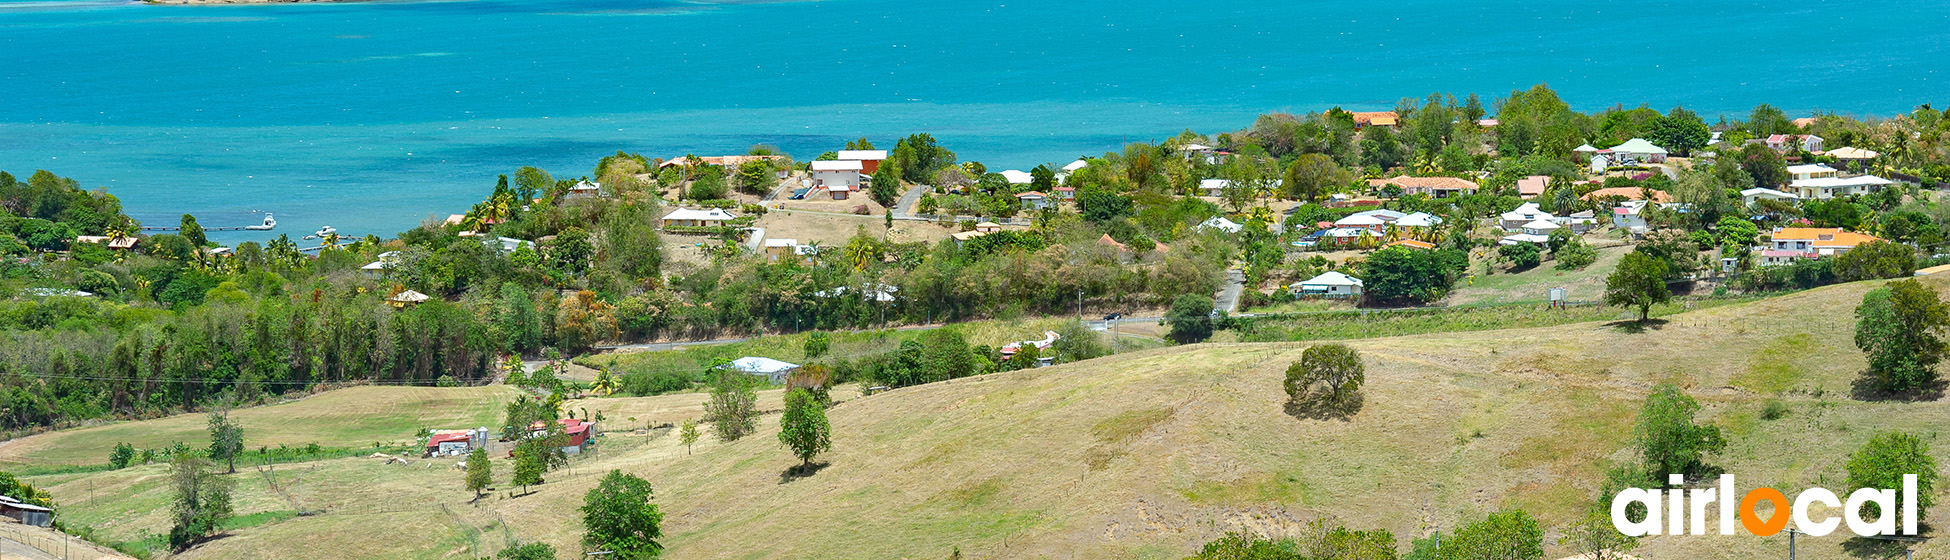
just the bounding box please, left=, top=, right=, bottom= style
left=143, top=0, right=368, bottom=4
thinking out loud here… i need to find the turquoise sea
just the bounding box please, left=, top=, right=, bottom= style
left=1, top=0, right=1945, bottom=242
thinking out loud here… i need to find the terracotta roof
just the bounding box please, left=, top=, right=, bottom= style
left=1366, top=175, right=1479, bottom=191
left=1771, top=227, right=1882, bottom=247
left=1581, top=187, right=1672, bottom=203
left=1516, top=175, right=1550, bottom=197
left=1347, top=111, right=1398, bottom=127
left=1385, top=239, right=1435, bottom=250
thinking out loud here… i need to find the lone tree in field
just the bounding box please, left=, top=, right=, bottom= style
left=803, top=331, right=831, bottom=358
left=1633, top=384, right=1725, bottom=477
left=1436, top=509, right=1543, bottom=560
left=1846, top=431, right=1938, bottom=524
left=1284, top=344, right=1365, bottom=417
left=778, top=389, right=832, bottom=471
left=679, top=419, right=700, bottom=455
left=1567, top=509, right=1638, bottom=560
left=704, top=367, right=760, bottom=442
left=1855, top=278, right=1950, bottom=393
left=206, top=408, right=244, bottom=474
left=167, top=454, right=234, bottom=551
left=1604, top=251, right=1671, bottom=323
left=581, top=470, right=664, bottom=559
left=464, top=447, right=492, bottom=501
left=1165, top=293, right=1216, bottom=344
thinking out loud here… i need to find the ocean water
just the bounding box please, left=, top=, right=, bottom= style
left=1, top=0, right=1945, bottom=243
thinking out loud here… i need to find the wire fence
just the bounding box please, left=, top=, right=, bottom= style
left=0, top=522, right=132, bottom=560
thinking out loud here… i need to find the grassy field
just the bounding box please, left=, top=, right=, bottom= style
left=1230, top=295, right=1764, bottom=343
left=15, top=277, right=1950, bottom=559
left=1447, top=240, right=1635, bottom=306
left=0, top=385, right=522, bottom=467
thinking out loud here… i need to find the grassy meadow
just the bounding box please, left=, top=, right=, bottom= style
left=9, top=277, right=1950, bottom=559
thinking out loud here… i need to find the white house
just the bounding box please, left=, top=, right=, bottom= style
left=661, top=207, right=738, bottom=228
left=1611, top=200, right=1650, bottom=233
left=1290, top=271, right=1362, bottom=298
left=810, top=160, right=863, bottom=189
left=1519, top=219, right=1562, bottom=236
left=1016, top=191, right=1052, bottom=210
left=361, top=250, right=401, bottom=279
left=1606, top=138, right=1669, bottom=163
left=1000, top=169, right=1035, bottom=185
left=1740, top=187, right=1800, bottom=206
left=1787, top=175, right=1893, bottom=199
left=1787, top=164, right=1839, bottom=182
left=1499, top=202, right=1555, bottom=231
left=1059, top=159, right=1089, bottom=182
left=1198, top=216, right=1243, bottom=233
left=564, top=180, right=602, bottom=200
left=1767, top=134, right=1824, bottom=153
left=724, top=357, right=801, bottom=384
left=1199, top=178, right=1232, bottom=197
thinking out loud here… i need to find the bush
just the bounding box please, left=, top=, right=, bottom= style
left=1497, top=242, right=1541, bottom=270
left=1847, top=431, right=1938, bottom=523
left=1165, top=294, right=1216, bottom=344
left=1283, top=344, right=1365, bottom=419
left=1553, top=238, right=1597, bottom=270
left=1634, top=384, right=1724, bottom=477
left=1854, top=279, right=1949, bottom=393
left=109, top=442, right=136, bottom=469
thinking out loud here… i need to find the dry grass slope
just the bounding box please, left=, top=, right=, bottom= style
left=17, top=276, right=1950, bottom=560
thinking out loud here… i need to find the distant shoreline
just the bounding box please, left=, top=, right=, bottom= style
left=145, top=0, right=368, bottom=4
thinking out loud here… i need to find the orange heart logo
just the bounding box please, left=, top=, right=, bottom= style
left=1741, top=488, right=1791, bottom=536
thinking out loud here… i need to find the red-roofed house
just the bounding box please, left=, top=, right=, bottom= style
left=1766, top=134, right=1824, bottom=153
left=1366, top=176, right=1479, bottom=198
left=1346, top=111, right=1399, bottom=129
left=1516, top=175, right=1550, bottom=198
left=1582, top=187, right=1673, bottom=204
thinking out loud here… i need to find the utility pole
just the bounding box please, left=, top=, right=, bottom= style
left=1076, top=291, right=1083, bottom=321
left=1787, top=528, right=1798, bottom=560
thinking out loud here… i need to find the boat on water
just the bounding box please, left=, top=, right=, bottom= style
left=243, top=213, right=276, bottom=231
left=315, top=225, right=337, bottom=237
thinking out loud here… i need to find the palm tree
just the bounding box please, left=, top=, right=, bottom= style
left=591, top=368, right=619, bottom=396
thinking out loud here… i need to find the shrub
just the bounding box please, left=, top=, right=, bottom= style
left=1846, top=431, right=1937, bottom=524
left=1633, top=384, right=1724, bottom=477
left=1165, top=294, right=1216, bottom=344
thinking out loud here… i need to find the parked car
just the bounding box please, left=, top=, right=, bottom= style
left=1102, top=312, right=1123, bottom=321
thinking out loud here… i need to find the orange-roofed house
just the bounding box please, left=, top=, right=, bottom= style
left=1346, top=111, right=1399, bottom=129
left=1385, top=239, right=1435, bottom=250
left=1366, top=175, right=1479, bottom=199
left=1762, top=227, right=1883, bottom=266
left=1581, top=187, right=1673, bottom=204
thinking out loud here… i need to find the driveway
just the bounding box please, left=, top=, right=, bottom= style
left=1215, top=269, right=1247, bottom=314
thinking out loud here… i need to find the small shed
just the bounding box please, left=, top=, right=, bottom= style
left=0, top=498, right=51, bottom=527
left=387, top=289, right=430, bottom=308
left=725, top=357, right=801, bottom=383
left=1291, top=271, right=1363, bottom=298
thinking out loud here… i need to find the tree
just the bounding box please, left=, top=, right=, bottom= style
left=1715, top=215, right=1759, bottom=248
left=1855, top=279, right=1950, bottom=393
left=1634, top=384, right=1725, bottom=477
left=498, top=284, right=543, bottom=354
left=110, top=442, right=137, bottom=469
left=1360, top=125, right=1405, bottom=171
left=734, top=159, right=775, bottom=195
left=513, top=166, right=553, bottom=202
left=869, top=164, right=900, bottom=207
left=803, top=331, right=831, bottom=358
left=1738, top=143, right=1790, bottom=188
left=464, top=446, right=492, bottom=501
left=1436, top=509, right=1543, bottom=560
left=498, top=541, right=557, bottom=560
left=1497, top=242, right=1541, bottom=270
left=1846, top=431, right=1937, bottom=523
left=1077, top=189, right=1133, bottom=222
left=550, top=227, right=595, bottom=274
left=1648, top=106, right=1710, bottom=156
left=679, top=419, right=699, bottom=455
left=1283, top=154, right=1351, bottom=203
left=1165, top=294, right=1216, bottom=344
left=179, top=214, right=207, bottom=247
left=1604, top=252, right=1671, bottom=322
left=704, top=368, right=759, bottom=441
left=1362, top=246, right=1468, bottom=304
left=591, top=367, right=619, bottom=396
left=168, top=454, right=234, bottom=551
left=1051, top=320, right=1111, bottom=362
left=1566, top=509, right=1638, bottom=560
left=511, top=437, right=556, bottom=494
left=1283, top=344, right=1364, bottom=414
left=1835, top=240, right=1917, bottom=281
left=581, top=470, right=664, bottom=558
left=207, top=408, right=243, bottom=474
left=686, top=166, right=728, bottom=200
left=777, top=389, right=832, bottom=469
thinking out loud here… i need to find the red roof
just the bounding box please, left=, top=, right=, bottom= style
left=426, top=432, right=471, bottom=448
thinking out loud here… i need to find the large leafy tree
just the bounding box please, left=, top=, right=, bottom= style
left=581, top=470, right=664, bottom=558
left=777, top=388, right=832, bottom=468
left=1604, top=251, right=1671, bottom=322
left=1633, top=383, right=1725, bottom=477
left=704, top=365, right=760, bottom=441
left=1846, top=431, right=1938, bottom=523
left=1361, top=246, right=1467, bottom=304
left=1283, top=344, right=1364, bottom=413
left=1164, top=294, right=1216, bottom=344
left=1855, top=279, right=1950, bottom=393
left=1435, top=509, right=1543, bottom=560
left=1835, top=240, right=1917, bottom=282
left=464, top=446, right=492, bottom=501
left=1648, top=106, right=1711, bottom=156
left=1282, top=153, right=1351, bottom=203
left=168, top=455, right=234, bottom=551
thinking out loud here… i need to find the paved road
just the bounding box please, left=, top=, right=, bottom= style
left=1215, top=269, right=1247, bottom=314
left=892, top=185, right=927, bottom=218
